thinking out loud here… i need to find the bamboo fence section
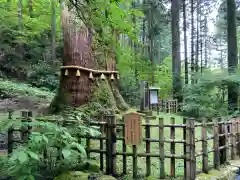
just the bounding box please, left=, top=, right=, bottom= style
left=3, top=111, right=240, bottom=180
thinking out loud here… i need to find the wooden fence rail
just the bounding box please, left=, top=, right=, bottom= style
left=3, top=111, right=240, bottom=180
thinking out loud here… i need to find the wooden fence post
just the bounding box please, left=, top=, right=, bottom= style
left=185, top=119, right=191, bottom=179
left=231, top=118, right=237, bottom=160
left=145, top=116, right=151, bottom=177
left=122, top=116, right=127, bottom=175
left=106, top=114, right=117, bottom=176
left=219, top=118, right=226, bottom=165
left=170, top=117, right=175, bottom=177
left=224, top=121, right=230, bottom=163
left=183, top=118, right=187, bottom=179
left=7, top=127, right=14, bottom=154
left=21, top=110, right=32, bottom=142
left=202, top=118, right=208, bottom=173
left=237, top=117, right=240, bottom=157
left=190, top=119, right=196, bottom=179
left=99, top=114, right=105, bottom=171
left=213, top=119, right=220, bottom=170
left=159, top=117, right=165, bottom=179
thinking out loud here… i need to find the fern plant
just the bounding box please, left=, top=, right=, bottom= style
left=0, top=116, right=101, bottom=180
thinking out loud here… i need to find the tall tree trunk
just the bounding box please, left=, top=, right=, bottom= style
left=204, top=16, right=208, bottom=67
left=191, top=0, right=195, bottom=84
left=195, top=0, right=199, bottom=74
left=51, top=0, right=57, bottom=61
left=171, top=0, right=182, bottom=103
left=227, top=0, right=238, bottom=112
left=183, top=0, right=188, bottom=84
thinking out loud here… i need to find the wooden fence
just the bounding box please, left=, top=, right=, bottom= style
left=79, top=115, right=240, bottom=179
left=150, top=99, right=178, bottom=114
left=3, top=111, right=240, bottom=180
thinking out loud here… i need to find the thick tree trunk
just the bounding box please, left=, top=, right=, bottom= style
left=50, top=7, right=129, bottom=113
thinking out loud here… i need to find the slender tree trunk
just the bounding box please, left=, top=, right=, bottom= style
left=171, top=0, right=182, bottom=103
left=191, top=0, right=195, bottom=84
left=51, top=0, right=57, bottom=61
left=227, top=0, right=238, bottom=112
left=183, top=0, right=188, bottom=84
left=196, top=0, right=199, bottom=74
left=204, top=16, right=208, bottom=67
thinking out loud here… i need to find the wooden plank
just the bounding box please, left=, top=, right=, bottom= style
left=183, top=118, right=186, bottom=179
left=122, top=117, right=127, bottom=175
left=170, top=117, right=175, bottom=177
left=219, top=118, right=226, bottom=165
left=124, top=112, right=142, bottom=146
left=132, top=145, right=138, bottom=179
left=202, top=119, right=208, bottom=173
left=231, top=118, right=237, bottom=160
left=225, top=122, right=230, bottom=163
left=213, top=119, right=220, bottom=170
left=145, top=116, right=151, bottom=176
left=185, top=119, right=191, bottom=179
left=159, top=117, right=165, bottom=179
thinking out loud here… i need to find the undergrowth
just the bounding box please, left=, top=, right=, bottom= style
left=0, top=79, right=54, bottom=101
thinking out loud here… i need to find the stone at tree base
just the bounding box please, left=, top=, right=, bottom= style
left=54, top=171, right=116, bottom=180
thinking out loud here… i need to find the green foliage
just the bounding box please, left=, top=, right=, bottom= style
left=0, top=117, right=101, bottom=180
left=0, top=79, right=54, bottom=100
left=0, top=0, right=63, bottom=90
left=182, top=69, right=240, bottom=118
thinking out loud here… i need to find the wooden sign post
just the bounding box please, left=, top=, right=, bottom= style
left=124, top=112, right=142, bottom=146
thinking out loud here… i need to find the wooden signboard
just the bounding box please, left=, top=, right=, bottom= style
left=124, top=112, right=142, bottom=145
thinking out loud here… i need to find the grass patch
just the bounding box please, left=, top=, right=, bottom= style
left=90, top=112, right=214, bottom=178
left=0, top=79, right=54, bottom=101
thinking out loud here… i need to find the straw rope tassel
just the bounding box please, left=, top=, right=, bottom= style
left=64, top=69, right=69, bottom=76
left=100, top=73, right=105, bottom=80
left=110, top=74, right=115, bottom=80
left=76, top=70, right=81, bottom=76
left=89, top=72, right=93, bottom=79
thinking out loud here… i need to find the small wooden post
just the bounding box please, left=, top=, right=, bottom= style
left=159, top=117, right=165, bottom=179
left=185, top=119, right=191, bottom=179
left=122, top=116, right=127, bottom=175
left=21, top=111, right=32, bottom=142
left=8, top=109, right=13, bottom=119
left=99, top=115, right=104, bottom=171
left=225, top=122, right=230, bottom=163
left=231, top=118, right=237, bottom=160
left=7, top=127, right=14, bottom=154
left=183, top=118, right=187, bottom=179
left=202, top=119, right=208, bottom=173
left=213, top=119, right=220, bottom=170
left=219, top=118, right=226, bottom=165
left=132, top=145, right=138, bottom=179
left=190, top=119, right=196, bottom=179
left=111, top=115, right=117, bottom=176
left=106, top=115, right=117, bottom=176
left=145, top=116, right=151, bottom=176
left=170, top=117, right=175, bottom=177
left=237, top=117, right=240, bottom=157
